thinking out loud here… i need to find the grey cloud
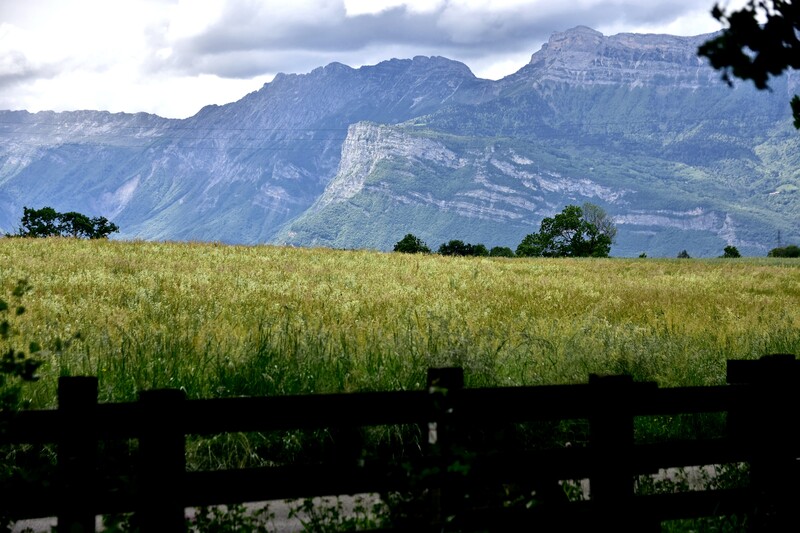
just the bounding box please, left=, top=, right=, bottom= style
left=0, top=50, right=61, bottom=89
left=150, top=0, right=716, bottom=79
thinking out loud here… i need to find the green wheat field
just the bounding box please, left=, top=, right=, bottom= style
left=2, top=237, right=799, bottom=410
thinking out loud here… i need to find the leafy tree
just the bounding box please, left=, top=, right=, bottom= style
left=19, top=206, right=59, bottom=238
left=698, top=1, right=800, bottom=128
left=516, top=205, right=612, bottom=258
left=393, top=234, right=431, bottom=254
left=90, top=216, right=119, bottom=239
left=722, top=245, right=741, bottom=258
left=16, top=207, right=119, bottom=239
left=489, top=246, right=515, bottom=258
left=58, top=211, right=94, bottom=238
left=581, top=202, right=617, bottom=244
left=677, top=250, right=691, bottom=259
left=768, top=244, right=800, bottom=257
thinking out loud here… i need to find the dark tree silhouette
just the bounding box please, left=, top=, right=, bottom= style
left=768, top=244, right=800, bottom=257
left=393, top=233, right=431, bottom=254
left=722, top=245, right=741, bottom=258
left=698, top=1, right=800, bottom=128
left=489, top=246, right=515, bottom=258
left=16, top=207, right=119, bottom=239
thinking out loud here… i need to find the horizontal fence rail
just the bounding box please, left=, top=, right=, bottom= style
left=2, top=354, right=799, bottom=532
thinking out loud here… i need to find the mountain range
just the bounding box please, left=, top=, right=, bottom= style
left=1, top=25, right=798, bottom=257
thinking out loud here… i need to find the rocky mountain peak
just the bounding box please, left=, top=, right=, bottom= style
left=535, top=25, right=604, bottom=57
left=522, top=26, right=718, bottom=88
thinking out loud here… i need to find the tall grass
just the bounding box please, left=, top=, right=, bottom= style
left=2, top=238, right=798, bottom=409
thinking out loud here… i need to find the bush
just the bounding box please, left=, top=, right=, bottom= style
left=677, top=250, right=691, bottom=259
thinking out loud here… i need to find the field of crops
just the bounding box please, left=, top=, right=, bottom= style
left=2, top=237, right=799, bottom=410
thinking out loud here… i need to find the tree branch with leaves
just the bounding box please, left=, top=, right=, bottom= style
left=698, top=0, right=800, bottom=128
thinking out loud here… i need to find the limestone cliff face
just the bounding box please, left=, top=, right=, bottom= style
left=517, top=25, right=717, bottom=89
left=314, top=122, right=462, bottom=210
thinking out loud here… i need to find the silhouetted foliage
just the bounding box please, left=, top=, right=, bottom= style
left=722, top=245, right=741, bottom=258
left=16, top=207, right=119, bottom=239
left=768, top=244, right=800, bottom=258
left=677, top=250, right=691, bottom=259
left=437, top=240, right=488, bottom=257
left=1, top=280, right=43, bottom=530
left=489, top=246, right=515, bottom=258
left=471, top=243, right=489, bottom=257
left=698, top=1, right=800, bottom=128
left=393, top=234, right=431, bottom=254
left=516, top=205, right=612, bottom=258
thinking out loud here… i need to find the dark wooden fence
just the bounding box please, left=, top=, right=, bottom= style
left=3, top=354, right=799, bottom=532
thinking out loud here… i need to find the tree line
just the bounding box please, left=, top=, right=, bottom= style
left=395, top=203, right=615, bottom=258
left=396, top=203, right=797, bottom=259
left=7, top=207, right=119, bottom=239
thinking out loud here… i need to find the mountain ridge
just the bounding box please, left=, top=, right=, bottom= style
left=1, top=26, right=798, bottom=256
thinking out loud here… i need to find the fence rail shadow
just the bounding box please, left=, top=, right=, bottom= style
left=2, top=353, right=799, bottom=531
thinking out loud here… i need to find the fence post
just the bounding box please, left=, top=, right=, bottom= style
left=57, top=376, right=99, bottom=533
left=426, top=367, right=464, bottom=527
left=588, top=374, right=643, bottom=532
left=138, top=389, right=187, bottom=532
left=727, top=354, right=799, bottom=532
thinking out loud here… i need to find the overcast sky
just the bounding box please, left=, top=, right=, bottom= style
left=0, top=0, right=741, bottom=119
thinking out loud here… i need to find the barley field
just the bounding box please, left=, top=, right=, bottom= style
left=1, top=237, right=799, bottom=410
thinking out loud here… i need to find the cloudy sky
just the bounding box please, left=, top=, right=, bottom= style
left=1, top=0, right=740, bottom=119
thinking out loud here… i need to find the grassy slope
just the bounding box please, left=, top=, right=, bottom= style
left=2, top=238, right=798, bottom=411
